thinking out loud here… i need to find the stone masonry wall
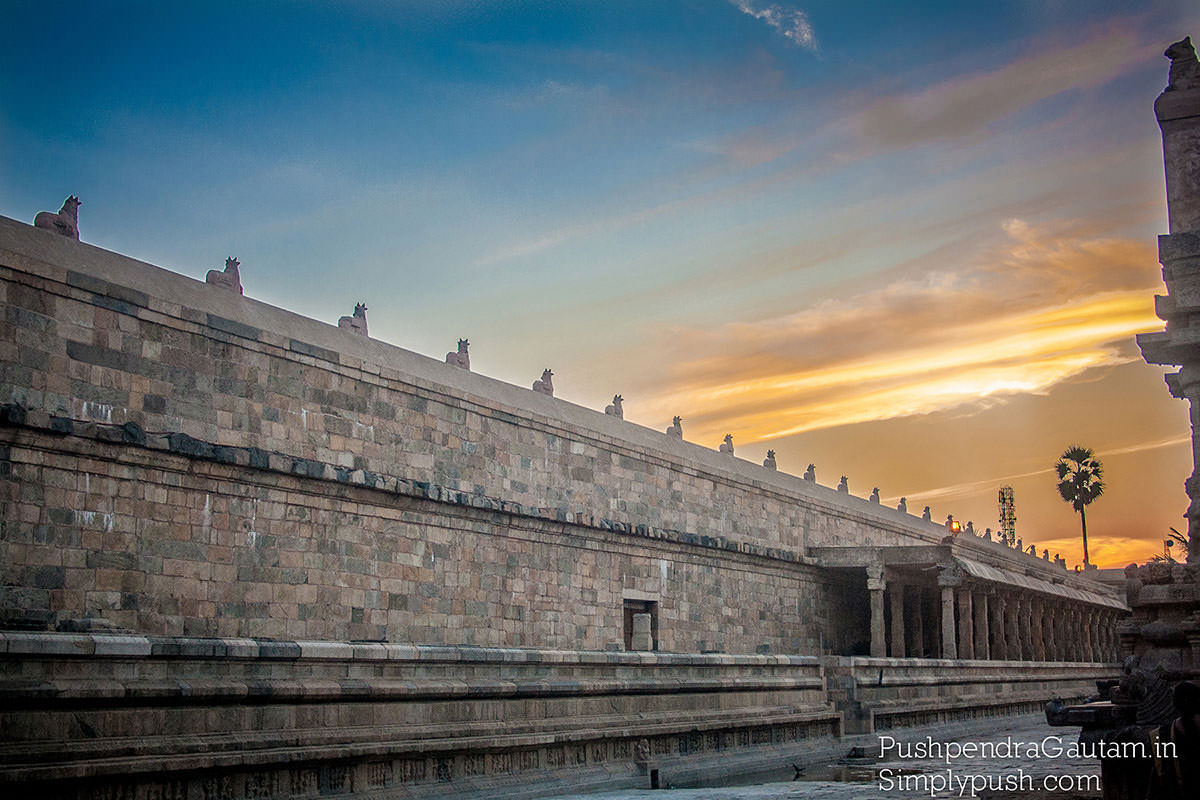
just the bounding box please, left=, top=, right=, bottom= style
left=1, top=426, right=836, bottom=651
left=0, top=215, right=1115, bottom=648
left=0, top=214, right=950, bottom=563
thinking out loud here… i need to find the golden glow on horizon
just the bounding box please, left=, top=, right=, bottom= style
left=642, top=290, right=1160, bottom=445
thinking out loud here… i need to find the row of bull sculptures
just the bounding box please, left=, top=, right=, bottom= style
left=34, top=197, right=1048, bottom=560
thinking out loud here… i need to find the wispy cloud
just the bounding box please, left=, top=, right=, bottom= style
left=899, top=435, right=1190, bottom=505
left=636, top=220, right=1162, bottom=444
left=854, top=25, right=1147, bottom=150
left=729, top=1, right=817, bottom=51
left=471, top=22, right=1153, bottom=270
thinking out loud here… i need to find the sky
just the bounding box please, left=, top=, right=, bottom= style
left=2, top=1, right=1197, bottom=567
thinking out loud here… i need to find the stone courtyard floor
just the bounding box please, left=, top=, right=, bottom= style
left=537, top=715, right=1102, bottom=800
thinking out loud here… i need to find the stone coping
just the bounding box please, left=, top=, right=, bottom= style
left=0, top=631, right=822, bottom=666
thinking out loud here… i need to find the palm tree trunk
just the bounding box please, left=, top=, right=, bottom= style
left=1080, top=505, right=1090, bottom=566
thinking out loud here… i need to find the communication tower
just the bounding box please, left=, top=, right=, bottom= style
left=998, top=486, right=1016, bottom=545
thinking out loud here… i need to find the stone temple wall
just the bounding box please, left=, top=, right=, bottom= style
left=1, top=424, right=837, bottom=652
left=0, top=214, right=1124, bottom=797
left=0, top=212, right=963, bottom=648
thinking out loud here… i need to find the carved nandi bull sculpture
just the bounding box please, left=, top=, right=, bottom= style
left=338, top=302, right=368, bottom=336
left=446, top=339, right=470, bottom=369
left=34, top=196, right=81, bottom=240
left=665, top=416, right=682, bottom=438
left=604, top=394, right=623, bottom=419
left=206, top=257, right=243, bottom=294
left=532, top=369, right=554, bottom=396
left=719, top=434, right=734, bottom=454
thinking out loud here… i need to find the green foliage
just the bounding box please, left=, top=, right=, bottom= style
left=1055, top=445, right=1103, bottom=565
left=1055, top=446, right=1104, bottom=510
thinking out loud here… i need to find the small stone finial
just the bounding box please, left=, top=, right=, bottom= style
left=205, top=256, right=244, bottom=295
left=897, top=497, right=907, bottom=513
left=945, top=514, right=954, bottom=527
left=1028, top=544, right=1036, bottom=555
left=837, top=476, right=848, bottom=493
left=33, top=195, right=81, bottom=240
left=922, top=505, right=932, bottom=522
left=338, top=302, right=368, bottom=336
left=763, top=450, right=776, bottom=470
left=965, top=521, right=975, bottom=535
left=1016, top=537, right=1023, bottom=550
left=532, top=368, right=554, bottom=396
left=803, top=464, right=815, bottom=481
left=1042, top=548, right=1050, bottom=560
left=984, top=527, right=993, bottom=541
left=445, top=338, right=470, bottom=369
left=869, top=487, right=880, bottom=504
left=604, top=394, right=624, bottom=419
left=666, top=415, right=683, bottom=438
left=719, top=434, right=734, bottom=454
left=1164, top=36, right=1200, bottom=91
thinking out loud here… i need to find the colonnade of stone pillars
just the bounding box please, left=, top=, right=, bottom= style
left=866, top=566, right=1123, bottom=662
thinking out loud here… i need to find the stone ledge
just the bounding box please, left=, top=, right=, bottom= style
left=1159, top=231, right=1200, bottom=265
left=0, top=631, right=820, bottom=667
left=0, top=675, right=827, bottom=706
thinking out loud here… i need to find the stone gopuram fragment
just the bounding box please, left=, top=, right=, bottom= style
left=1139, top=34, right=1200, bottom=560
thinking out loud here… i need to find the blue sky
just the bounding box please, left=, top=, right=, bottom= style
left=3, top=1, right=1198, bottom=564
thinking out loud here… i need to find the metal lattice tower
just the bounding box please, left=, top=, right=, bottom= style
left=998, top=486, right=1016, bottom=545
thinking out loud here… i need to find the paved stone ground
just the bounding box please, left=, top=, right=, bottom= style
left=538, top=715, right=1101, bottom=800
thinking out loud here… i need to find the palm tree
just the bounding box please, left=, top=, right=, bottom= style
left=1055, top=446, right=1104, bottom=566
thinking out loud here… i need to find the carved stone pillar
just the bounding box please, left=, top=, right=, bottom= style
left=1080, top=607, right=1090, bottom=660
left=907, top=585, right=925, bottom=658
left=957, top=586, right=975, bottom=660
left=1055, top=604, right=1067, bottom=661
left=1031, top=596, right=1046, bottom=661
left=1070, top=606, right=1080, bottom=662
left=1060, top=606, right=1070, bottom=662
left=888, top=579, right=906, bottom=658
left=991, top=594, right=1008, bottom=660
left=1057, top=605, right=1069, bottom=661
left=973, top=590, right=990, bottom=660
left=1078, top=607, right=1091, bottom=661
left=1017, top=594, right=1032, bottom=660
left=936, top=568, right=958, bottom=659
left=1099, top=609, right=1109, bottom=660
left=1047, top=605, right=1061, bottom=661
left=867, top=564, right=887, bottom=658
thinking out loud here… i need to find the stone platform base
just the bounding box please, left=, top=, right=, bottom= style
left=0, top=634, right=1119, bottom=799
left=0, top=632, right=837, bottom=799
left=823, top=657, right=1118, bottom=734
